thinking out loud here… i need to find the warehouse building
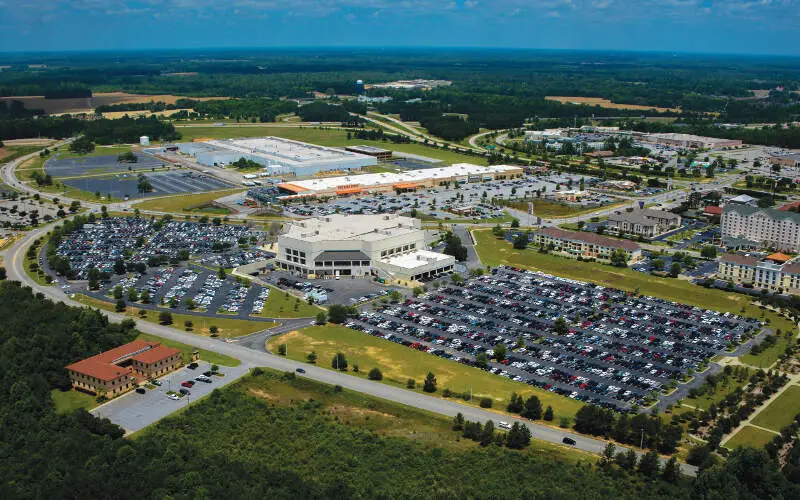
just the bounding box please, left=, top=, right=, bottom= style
left=276, top=163, right=523, bottom=198
left=177, top=137, right=377, bottom=176
left=66, top=340, right=182, bottom=398
left=642, top=133, right=742, bottom=149
left=344, top=145, right=393, bottom=161
left=277, top=214, right=455, bottom=282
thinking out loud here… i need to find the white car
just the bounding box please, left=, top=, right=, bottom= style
left=498, top=421, right=512, bottom=430
left=167, top=393, right=180, bottom=401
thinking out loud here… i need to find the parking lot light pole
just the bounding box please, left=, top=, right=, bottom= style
left=640, top=427, right=645, bottom=449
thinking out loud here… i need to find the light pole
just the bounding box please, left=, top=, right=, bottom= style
left=640, top=427, right=645, bottom=449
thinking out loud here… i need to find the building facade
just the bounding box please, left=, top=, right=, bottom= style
left=721, top=204, right=800, bottom=252
left=717, top=253, right=800, bottom=293
left=533, top=227, right=642, bottom=263
left=277, top=214, right=455, bottom=282
left=606, top=208, right=682, bottom=237
left=66, top=340, right=182, bottom=397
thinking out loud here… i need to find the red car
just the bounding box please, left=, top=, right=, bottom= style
left=181, top=381, right=195, bottom=388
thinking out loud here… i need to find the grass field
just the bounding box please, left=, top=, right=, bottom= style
left=51, top=388, right=97, bottom=414
left=230, top=368, right=593, bottom=461
left=254, top=286, right=324, bottom=318
left=55, top=145, right=134, bottom=160
left=472, top=229, right=795, bottom=367
left=725, top=425, right=777, bottom=449
left=544, top=96, right=679, bottom=113
left=176, top=125, right=485, bottom=165
left=135, top=332, right=240, bottom=367
left=267, top=324, right=584, bottom=421
left=507, top=200, right=626, bottom=219
left=751, top=385, right=800, bottom=431
left=0, top=145, right=40, bottom=163
left=72, top=293, right=274, bottom=339
left=131, top=188, right=244, bottom=212
left=684, top=371, right=751, bottom=411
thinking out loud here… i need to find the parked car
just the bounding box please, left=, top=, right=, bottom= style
left=179, top=388, right=191, bottom=396
left=188, top=362, right=199, bottom=370
left=151, top=380, right=161, bottom=386
left=181, top=381, right=194, bottom=388
left=296, top=368, right=306, bottom=374
left=196, top=375, right=212, bottom=383
left=135, top=387, right=146, bottom=394
left=167, top=393, right=180, bottom=401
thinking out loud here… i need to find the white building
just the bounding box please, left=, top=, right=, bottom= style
left=721, top=204, right=800, bottom=252
left=642, top=133, right=742, bottom=149
left=139, top=136, right=150, bottom=146
left=277, top=214, right=455, bottom=282
left=176, top=137, right=377, bottom=176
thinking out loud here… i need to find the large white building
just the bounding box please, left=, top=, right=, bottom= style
left=721, top=204, right=800, bottom=252
left=642, top=133, right=742, bottom=149
left=277, top=214, right=455, bottom=282
left=177, top=137, right=377, bottom=176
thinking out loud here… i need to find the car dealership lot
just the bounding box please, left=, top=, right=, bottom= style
left=344, top=266, right=761, bottom=410
left=91, top=361, right=251, bottom=433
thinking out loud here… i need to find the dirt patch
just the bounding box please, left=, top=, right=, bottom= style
left=1, top=138, right=55, bottom=147
left=2, top=92, right=226, bottom=115
left=329, top=405, right=396, bottom=421
left=545, top=96, right=679, bottom=113
left=248, top=388, right=279, bottom=401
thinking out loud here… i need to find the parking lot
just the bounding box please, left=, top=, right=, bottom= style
left=343, top=266, right=761, bottom=410
left=45, top=153, right=165, bottom=177
left=60, top=170, right=234, bottom=200
left=56, top=218, right=267, bottom=280
left=91, top=361, right=251, bottom=433
left=264, top=270, right=388, bottom=305
left=284, top=173, right=615, bottom=219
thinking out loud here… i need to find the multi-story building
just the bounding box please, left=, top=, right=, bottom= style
left=277, top=214, right=455, bottom=282
left=717, top=253, right=800, bottom=292
left=606, top=208, right=682, bottom=237
left=721, top=204, right=800, bottom=252
left=533, top=227, right=642, bottom=263
left=66, top=340, right=182, bottom=398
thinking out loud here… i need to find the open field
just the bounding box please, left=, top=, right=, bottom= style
left=545, top=96, right=679, bottom=113
left=228, top=368, right=593, bottom=461
left=176, top=125, right=485, bottom=165
left=131, top=188, right=245, bottom=212
left=507, top=200, right=627, bottom=219
left=0, top=145, right=40, bottom=163
left=54, top=145, right=134, bottom=160
left=473, top=230, right=795, bottom=366
left=253, top=285, right=324, bottom=318
left=2, top=93, right=225, bottom=115
left=267, top=324, right=584, bottom=421
left=751, top=385, right=800, bottom=431
left=135, top=332, right=240, bottom=367
left=725, top=425, right=777, bottom=449
left=72, top=293, right=273, bottom=339
left=51, top=388, right=97, bottom=414
left=102, top=109, right=190, bottom=120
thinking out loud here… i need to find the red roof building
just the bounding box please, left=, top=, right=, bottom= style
left=66, top=340, right=182, bottom=398
left=703, top=205, right=723, bottom=216
left=778, top=201, right=800, bottom=212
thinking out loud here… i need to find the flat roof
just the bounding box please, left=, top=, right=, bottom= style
left=346, top=145, right=391, bottom=154
left=380, top=249, right=453, bottom=270
left=277, top=163, right=522, bottom=193
left=282, top=214, right=421, bottom=243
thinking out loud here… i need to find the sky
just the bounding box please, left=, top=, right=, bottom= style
left=0, top=0, right=798, bottom=56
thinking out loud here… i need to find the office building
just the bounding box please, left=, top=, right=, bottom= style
left=717, top=253, right=800, bottom=293
left=606, top=208, right=682, bottom=237
left=277, top=163, right=523, bottom=198
left=533, top=227, right=642, bottom=264
left=177, top=137, right=377, bottom=176
left=66, top=340, right=182, bottom=397
left=277, top=214, right=455, bottom=282
left=721, top=204, right=800, bottom=252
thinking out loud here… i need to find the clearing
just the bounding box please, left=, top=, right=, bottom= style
left=751, top=385, right=800, bottom=432
left=51, top=388, right=97, bottom=414
left=267, top=324, right=584, bottom=421
left=544, top=96, right=679, bottom=113
left=1, top=93, right=224, bottom=115
left=131, top=188, right=245, bottom=212
left=725, top=425, right=777, bottom=449
left=506, top=200, right=626, bottom=219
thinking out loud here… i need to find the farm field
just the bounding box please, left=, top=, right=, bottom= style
left=72, top=293, right=273, bottom=340
left=1, top=93, right=225, bottom=115
left=751, top=385, right=800, bottom=431
left=131, top=188, right=245, bottom=212
left=176, top=125, right=486, bottom=165
left=544, top=96, right=679, bottom=113
left=267, top=324, right=585, bottom=421
left=472, top=229, right=795, bottom=367
left=725, top=425, right=777, bottom=449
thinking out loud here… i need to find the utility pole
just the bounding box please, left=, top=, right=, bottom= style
left=640, top=427, right=645, bottom=449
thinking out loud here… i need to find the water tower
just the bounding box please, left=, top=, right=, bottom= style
left=355, top=79, right=365, bottom=95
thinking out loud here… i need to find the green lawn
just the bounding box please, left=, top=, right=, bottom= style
left=51, top=388, right=97, bottom=414
left=684, top=371, right=752, bottom=411
left=135, top=332, right=240, bottom=367
left=725, top=425, right=777, bottom=449
left=55, top=145, right=134, bottom=160
left=739, top=333, right=795, bottom=368
left=1, top=145, right=42, bottom=163
left=267, top=324, right=584, bottom=421
left=72, top=293, right=274, bottom=339
left=176, top=125, right=484, bottom=165
left=253, top=285, right=324, bottom=318
left=751, top=385, right=800, bottom=431
left=131, top=188, right=245, bottom=212
left=473, top=229, right=795, bottom=367
left=506, top=200, right=627, bottom=220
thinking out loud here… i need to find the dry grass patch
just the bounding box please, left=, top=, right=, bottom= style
left=545, top=96, right=679, bottom=113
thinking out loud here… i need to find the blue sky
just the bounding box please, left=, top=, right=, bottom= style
left=0, top=0, right=798, bottom=55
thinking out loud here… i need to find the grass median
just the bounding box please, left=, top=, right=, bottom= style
left=252, top=285, right=324, bottom=318
left=135, top=332, right=240, bottom=367
left=473, top=229, right=795, bottom=367
left=267, top=324, right=584, bottom=422
left=725, top=425, right=777, bottom=449
left=751, top=385, right=800, bottom=432
left=131, top=188, right=245, bottom=213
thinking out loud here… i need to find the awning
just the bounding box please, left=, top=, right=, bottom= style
left=277, top=183, right=310, bottom=193
left=336, top=187, right=362, bottom=195
left=393, top=182, right=421, bottom=190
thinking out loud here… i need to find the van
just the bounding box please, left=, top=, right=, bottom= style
left=562, top=437, right=576, bottom=446
left=498, top=421, right=512, bottom=430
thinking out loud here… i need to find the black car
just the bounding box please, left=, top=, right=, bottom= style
left=188, top=362, right=199, bottom=370
left=296, top=368, right=306, bottom=374
left=135, top=387, right=146, bottom=394
left=562, top=437, right=576, bottom=446
left=179, top=388, right=191, bottom=396
left=203, top=370, right=213, bottom=377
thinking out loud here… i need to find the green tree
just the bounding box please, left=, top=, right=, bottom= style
left=701, top=245, right=717, bottom=259
left=452, top=412, right=465, bottom=431
left=638, top=450, right=661, bottom=477
left=423, top=372, right=437, bottom=393
left=610, top=249, right=628, bottom=268
left=652, top=258, right=665, bottom=271
left=368, top=368, right=383, bottom=380
left=522, top=395, right=543, bottom=420
left=543, top=406, right=554, bottom=421
left=278, top=344, right=287, bottom=356
left=661, top=456, right=680, bottom=483
left=479, top=420, right=495, bottom=446
left=493, top=343, right=507, bottom=361
left=126, top=287, right=138, bottom=302
left=332, top=352, right=348, bottom=371
left=217, top=266, right=226, bottom=279
left=669, top=262, right=682, bottom=278
left=139, top=289, right=150, bottom=304
left=158, top=311, right=173, bottom=325
left=406, top=378, right=416, bottom=389
left=115, top=299, right=126, bottom=312
left=315, top=311, right=327, bottom=325
left=506, top=422, right=532, bottom=449
left=184, top=320, right=193, bottom=331
left=553, top=316, right=569, bottom=335
left=306, top=351, right=317, bottom=364
left=474, top=352, right=488, bottom=369
left=510, top=218, right=520, bottom=228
